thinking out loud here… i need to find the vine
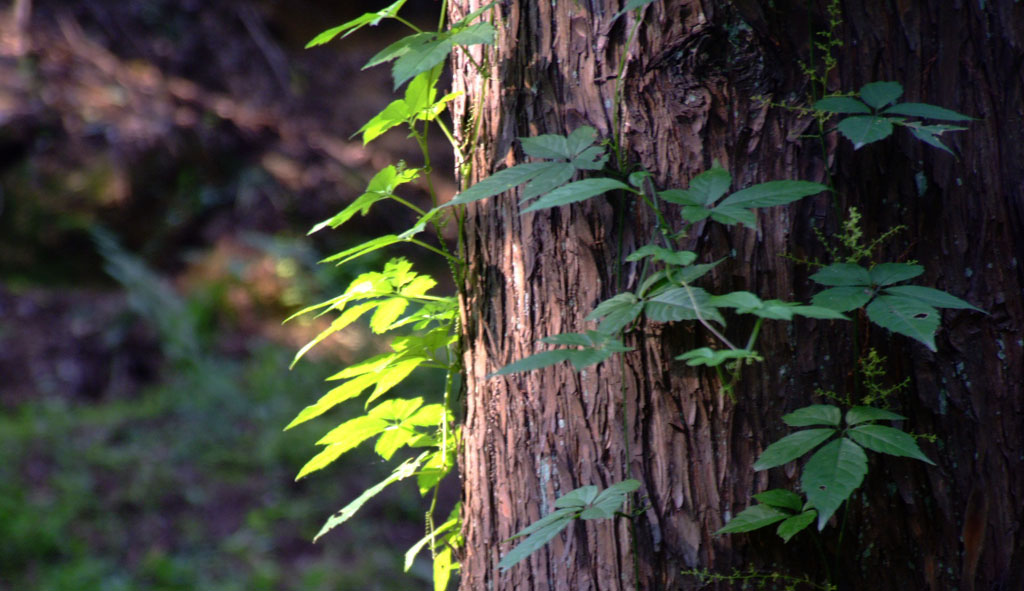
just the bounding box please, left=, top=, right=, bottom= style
left=287, top=1, right=980, bottom=589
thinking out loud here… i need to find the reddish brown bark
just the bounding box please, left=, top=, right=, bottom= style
left=449, top=1, right=1024, bottom=589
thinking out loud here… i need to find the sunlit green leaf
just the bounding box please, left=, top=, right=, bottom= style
left=317, top=415, right=389, bottom=447
left=314, top=459, right=420, bottom=541
left=365, top=357, right=426, bottom=406
left=866, top=295, right=939, bottom=351
left=391, top=36, right=454, bottom=90
left=285, top=372, right=381, bottom=429
left=364, top=32, right=433, bottom=70
left=848, top=424, right=935, bottom=464
left=802, top=438, right=868, bottom=530
left=753, top=428, right=836, bottom=470
left=305, top=0, right=407, bottom=48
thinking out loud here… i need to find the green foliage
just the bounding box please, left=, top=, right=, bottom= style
left=497, top=480, right=641, bottom=570
left=813, top=81, right=971, bottom=153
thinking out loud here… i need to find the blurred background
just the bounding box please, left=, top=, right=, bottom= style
left=0, top=1, right=454, bottom=589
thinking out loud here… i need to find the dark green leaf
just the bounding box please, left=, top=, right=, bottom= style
left=522, top=178, right=629, bottom=212
left=882, top=285, right=984, bottom=312
left=615, top=0, right=658, bottom=18
left=498, top=509, right=577, bottom=570
left=882, top=102, right=972, bottom=122
left=686, top=167, right=733, bottom=206
left=866, top=295, right=940, bottom=351
left=777, top=510, right=817, bottom=542
left=565, top=126, right=599, bottom=157
left=786, top=304, right=850, bottom=320
left=566, top=347, right=616, bottom=370
left=802, top=438, right=868, bottom=530
left=754, top=428, right=836, bottom=470
left=859, top=81, right=904, bottom=109
left=812, top=286, right=874, bottom=311
left=714, top=504, right=787, bottom=535
left=810, top=263, right=872, bottom=286
left=813, top=96, right=871, bottom=114
left=838, top=116, right=894, bottom=149
left=555, top=485, right=600, bottom=508
left=572, top=145, right=609, bottom=170
left=489, top=350, right=574, bottom=377
left=870, top=263, right=924, bottom=286
left=585, top=479, right=641, bottom=519
left=658, top=189, right=702, bottom=207
left=753, top=489, right=803, bottom=512
left=646, top=287, right=725, bottom=325
left=908, top=126, right=956, bottom=155
left=675, top=347, right=760, bottom=367
left=848, top=425, right=935, bottom=464
left=391, top=37, right=453, bottom=89
left=718, top=180, right=828, bottom=209
left=709, top=291, right=762, bottom=310
left=625, top=245, right=698, bottom=266
left=845, top=406, right=906, bottom=425
left=520, top=162, right=576, bottom=200
left=364, top=32, right=432, bottom=70
left=783, top=405, right=841, bottom=427
left=587, top=293, right=643, bottom=334
left=520, top=133, right=570, bottom=160
left=709, top=205, right=758, bottom=228
left=674, top=258, right=723, bottom=283
left=540, top=333, right=593, bottom=347
left=445, top=162, right=550, bottom=207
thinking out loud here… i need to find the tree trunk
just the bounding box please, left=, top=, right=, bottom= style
left=448, top=1, right=1024, bottom=589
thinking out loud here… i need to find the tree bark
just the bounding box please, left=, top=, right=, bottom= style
left=449, top=1, right=1024, bottom=589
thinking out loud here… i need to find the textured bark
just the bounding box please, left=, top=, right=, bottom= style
left=449, top=1, right=1024, bottom=590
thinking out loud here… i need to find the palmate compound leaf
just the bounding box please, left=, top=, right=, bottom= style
left=586, top=292, right=644, bottom=334
left=882, top=102, right=973, bottom=122
left=443, top=162, right=550, bottom=207
left=404, top=513, right=459, bottom=571
left=314, top=457, right=421, bottom=541
left=753, top=428, right=836, bottom=470
left=645, top=286, right=726, bottom=325
left=580, top=479, right=642, bottom=520
left=869, top=262, right=924, bottom=286
left=753, top=488, right=803, bottom=512
left=882, top=284, right=984, bottom=312
left=812, top=286, right=874, bottom=312
left=866, top=294, right=940, bottom=351
left=847, top=424, right=935, bottom=465
left=802, top=438, right=868, bottom=530
left=714, top=503, right=787, bottom=535
left=810, top=262, right=872, bottom=287
left=813, top=96, right=871, bottom=114
left=859, top=81, right=904, bottom=110
left=304, top=0, right=407, bottom=47
left=675, top=347, right=760, bottom=367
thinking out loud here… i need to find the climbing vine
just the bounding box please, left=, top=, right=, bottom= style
left=287, top=1, right=979, bottom=589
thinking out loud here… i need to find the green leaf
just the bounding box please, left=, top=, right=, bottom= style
left=522, top=178, right=630, bottom=212
left=615, top=0, right=658, bottom=18
left=317, top=415, right=389, bottom=447
left=520, top=162, right=576, bottom=200
left=448, top=22, right=495, bottom=46
left=286, top=372, right=381, bottom=429
left=813, top=96, right=871, bottom=114
left=674, top=258, right=725, bottom=284
left=581, top=479, right=641, bottom=519
left=708, top=205, right=758, bottom=228
left=295, top=443, right=353, bottom=480
left=540, top=333, right=593, bottom=347
left=375, top=426, right=418, bottom=460
left=685, top=167, right=733, bottom=206
left=314, top=459, right=420, bottom=541
left=587, top=293, right=643, bottom=334
left=882, top=102, right=972, bottom=122
left=364, top=32, right=433, bottom=70
left=754, top=428, right=836, bottom=470
left=810, top=263, right=872, bottom=287
left=777, top=510, right=817, bottom=542
left=391, top=36, right=454, bottom=90
left=838, top=115, right=894, bottom=149
left=444, top=162, right=550, bottom=207
left=718, top=180, right=828, bottom=209
left=646, top=287, right=725, bottom=325
left=908, top=125, right=957, bottom=155
left=714, top=504, right=787, bottom=535
left=848, top=425, right=936, bottom=465
left=625, top=245, right=698, bottom=266
left=369, top=297, right=409, bottom=333
left=866, top=295, right=940, bottom=351
left=520, top=133, right=570, bottom=160
left=882, top=285, right=984, bottom=312
left=498, top=508, right=577, bottom=570
left=845, top=406, right=906, bottom=425
left=304, top=0, right=407, bottom=47
left=566, top=347, right=617, bottom=370
left=811, top=286, right=874, bottom=312
left=404, top=515, right=458, bottom=571
left=786, top=304, right=851, bottom=320
left=753, top=489, right=803, bottom=512
left=658, top=189, right=701, bottom=207
left=321, top=223, right=425, bottom=267
left=555, top=485, right=600, bottom=508
left=783, top=405, right=842, bottom=427
left=572, top=145, right=609, bottom=170
left=433, top=546, right=454, bottom=591
left=355, top=100, right=410, bottom=144
left=859, top=81, right=904, bottom=109
left=802, top=438, right=868, bottom=530
left=365, top=357, right=426, bottom=406
left=675, top=348, right=760, bottom=367
left=870, top=263, right=924, bottom=286
left=565, top=126, right=599, bottom=157
left=489, top=349, right=574, bottom=377
left=709, top=291, right=762, bottom=310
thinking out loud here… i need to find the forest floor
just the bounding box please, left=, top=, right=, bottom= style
left=0, top=1, right=453, bottom=589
